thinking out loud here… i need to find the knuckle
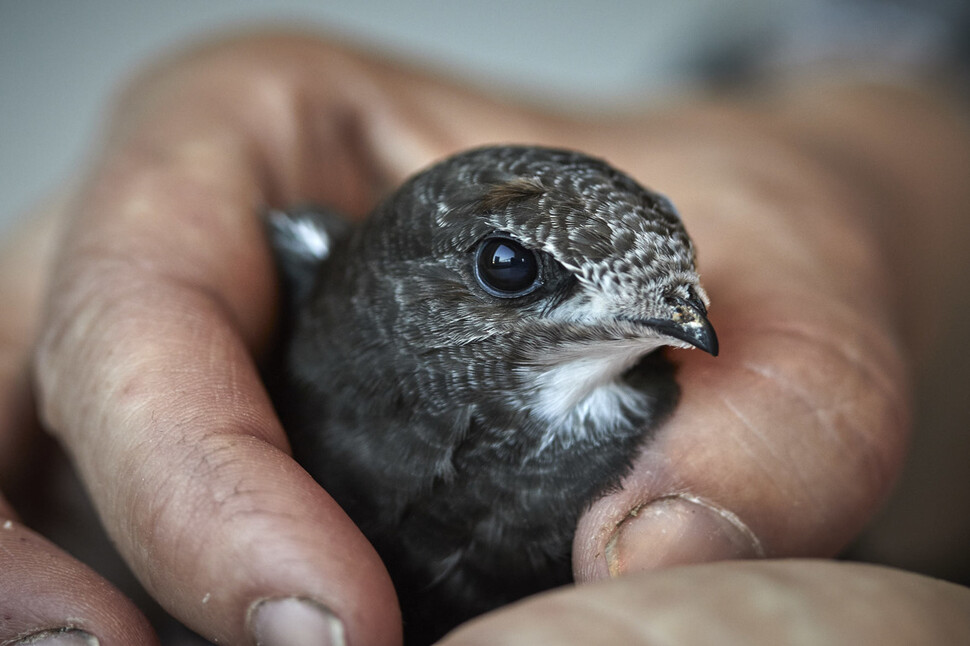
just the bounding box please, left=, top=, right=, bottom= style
left=124, top=430, right=290, bottom=579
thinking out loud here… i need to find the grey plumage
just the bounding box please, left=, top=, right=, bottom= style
left=266, top=146, right=717, bottom=644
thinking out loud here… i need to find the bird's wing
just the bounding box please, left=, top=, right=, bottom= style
left=266, top=206, right=351, bottom=303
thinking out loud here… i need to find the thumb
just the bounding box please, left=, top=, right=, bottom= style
left=574, top=284, right=908, bottom=580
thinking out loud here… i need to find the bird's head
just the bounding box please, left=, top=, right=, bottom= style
left=270, top=146, right=717, bottom=435
left=362, top=146, right=716, bottom=356
left=336, top=146, right=718, bottom=424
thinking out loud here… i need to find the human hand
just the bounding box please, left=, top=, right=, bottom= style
left=2, top=32, right=967, bottom=644
left=437, top=560, right=970, bottom=645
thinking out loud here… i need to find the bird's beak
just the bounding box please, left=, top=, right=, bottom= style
left=643, top=296, right=719, bottom=356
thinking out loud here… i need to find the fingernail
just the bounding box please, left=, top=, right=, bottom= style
left=249, top=597, right=345, bottom=646
left=605, top=495, right=764, bottom=576
left=13, top=629, right=99, bottom=646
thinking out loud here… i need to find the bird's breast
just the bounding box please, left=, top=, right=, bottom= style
left=516, top=340, right=666, bottom=454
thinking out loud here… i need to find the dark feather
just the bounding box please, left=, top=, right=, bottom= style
left=266, top=146, right=713, bottom=645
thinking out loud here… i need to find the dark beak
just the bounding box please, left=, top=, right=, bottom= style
left=644, top=296, right=719, bottom=356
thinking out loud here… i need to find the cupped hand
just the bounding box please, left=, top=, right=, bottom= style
left=1, top=32, right=967, bottom=645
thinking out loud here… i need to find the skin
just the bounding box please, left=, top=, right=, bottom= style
left=1, top=32, right=969, bottom=644
left=437, top=560, right=970, bottom=646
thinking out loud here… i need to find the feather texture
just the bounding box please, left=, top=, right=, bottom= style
left=266, top=146, right=715, bottom=644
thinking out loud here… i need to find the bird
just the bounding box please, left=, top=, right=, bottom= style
left=265, top=145, right=717, bottom=644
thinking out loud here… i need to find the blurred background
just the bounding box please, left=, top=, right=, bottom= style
left=1, top=0, right=747, bottom=228
left=1, top=0, right=968, bottom=635
left=3, top=0, right=964, bottom=230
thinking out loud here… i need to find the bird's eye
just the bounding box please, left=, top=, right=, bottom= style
left=474, top=236, right=541, bottom=298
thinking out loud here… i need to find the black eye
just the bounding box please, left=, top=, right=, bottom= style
left=474, top=236, right=541, bottom=298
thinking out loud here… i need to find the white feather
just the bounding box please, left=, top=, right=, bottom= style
left=268, top=209, right=333, bottom=261
left=524, top=337, right=670, bottom=453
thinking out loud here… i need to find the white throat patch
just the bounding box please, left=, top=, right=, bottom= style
left=524, top=338, right=670, bottom=453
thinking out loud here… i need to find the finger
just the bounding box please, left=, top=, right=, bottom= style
left=32, top=39, right=418, bottom=645
left=0, top=494, right=159, bottom=646
left=0, top=200, right=160, bottom=645
left=574, top=120, right=910, bottom=579
left=32, top=33, right=558, bottom=645
left=439, top=560, right=970, bottom=645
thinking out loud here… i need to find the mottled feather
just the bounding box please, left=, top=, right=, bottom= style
left=266, top=145, right=716, bottom=645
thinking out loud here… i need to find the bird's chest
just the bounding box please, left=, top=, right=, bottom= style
left=439, top=379, right=651, bottom=530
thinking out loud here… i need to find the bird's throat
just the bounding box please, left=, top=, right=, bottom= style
left=524, top=340, right=664, bottom=451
